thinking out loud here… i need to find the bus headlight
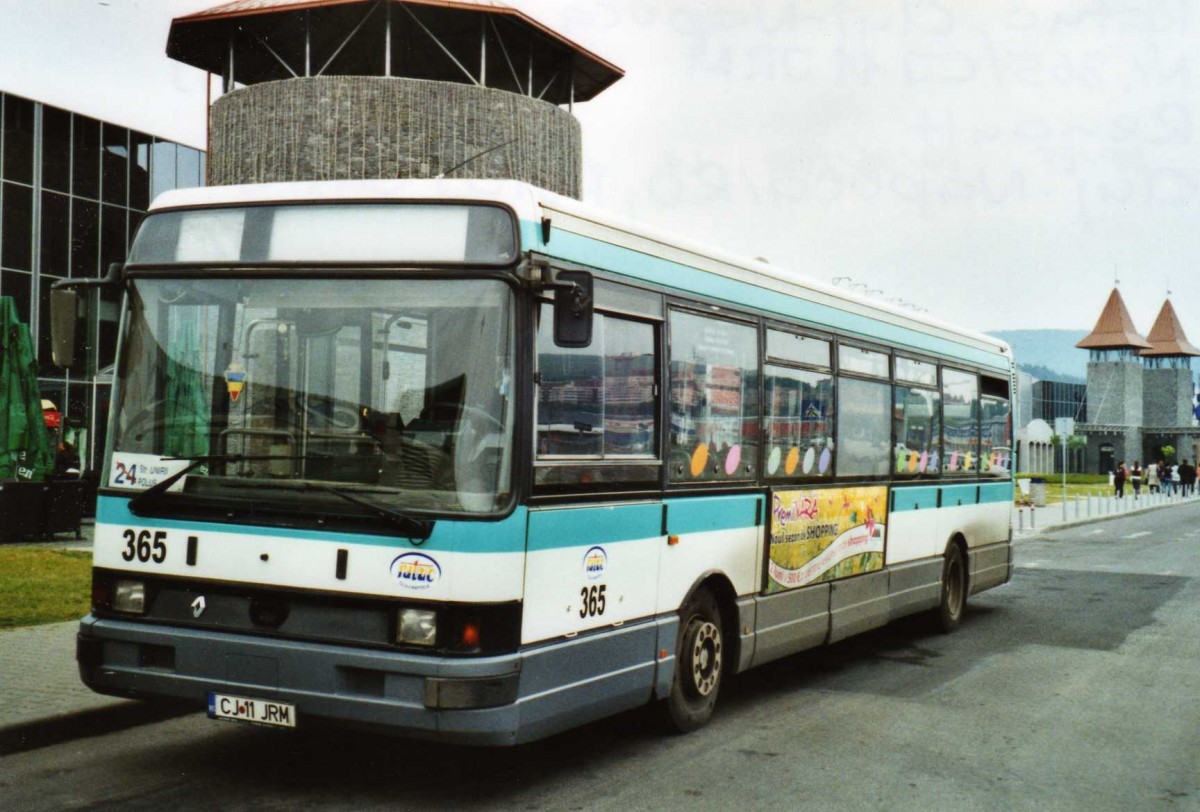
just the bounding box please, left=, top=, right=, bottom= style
left=113, top=579, right=146, bottom=614
left=397, top=608, right=437, bottom=646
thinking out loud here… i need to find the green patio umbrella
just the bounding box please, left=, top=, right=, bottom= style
left=0, top=296, right=53, bottom=481
left=162, top=312, right=211, bottom=459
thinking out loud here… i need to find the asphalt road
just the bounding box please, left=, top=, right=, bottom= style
left=3, top=507, right=1199, bottom=811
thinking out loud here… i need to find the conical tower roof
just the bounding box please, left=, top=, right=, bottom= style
left=1076, top=288, right=1152, bottom=350
left=1141, top=299, right=1200, bottom=357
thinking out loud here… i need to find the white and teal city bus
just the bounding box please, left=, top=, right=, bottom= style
left=54, top=179, right=1013, bottom=744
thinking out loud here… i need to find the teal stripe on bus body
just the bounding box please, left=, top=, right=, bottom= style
left=526, top=221, right=1008, bottom=373
left=96, top=496, right=529, bottom=554
left=891, top=486, right=940, bottom=513
left=522, top=219, right=545, bottom=252
left=891, top=482, right=1011, bottom=512
left=526, top=495, right=762, bottom=551
left=526, top=502, right=662, bottom=551
left=979, top=481, right=1014, bottom=504
left=939, top=484, right=979, bottom=508
left=665, top=494, right=762, bottom=536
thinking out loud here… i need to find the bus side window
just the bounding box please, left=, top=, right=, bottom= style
left=835, top=376, right=890, bottom=478
left=667, top=310, right=759, bottom=483
left=535, top=305, right=659, bottom=487
left=980, top=395, right=1011, bottom=474
left=943, top=369, right=980, bottom=474
left=763, top=328, right=833, bottom=480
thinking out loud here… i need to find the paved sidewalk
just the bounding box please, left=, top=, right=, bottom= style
left=1012, top=489, right=1200, bottom=538
left=0, top=621, right=129, bottom=729
left=0, top=523, right=189, bottom=754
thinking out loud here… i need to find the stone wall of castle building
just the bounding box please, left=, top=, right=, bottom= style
left=1142, top=367, right=1194, bottom=429
left=208, top=77, right=583, bottom=198
left=1083, top=362, right=1196, bottom=471
left=1143, top=432, right=1194, bottom=465
left=1085, top=361, right=1143, bottom=427
left=1083, top=429, right=1141, bottom=475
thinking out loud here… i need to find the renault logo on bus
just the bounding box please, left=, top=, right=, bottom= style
left=583, top=546, right=607, bottom=580
left=390, top=553, right=441, bottom=590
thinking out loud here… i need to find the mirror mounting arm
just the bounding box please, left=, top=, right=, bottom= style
left=51, top=262, right=125, bottom=294
left=519, top=255, right=594, bottom=349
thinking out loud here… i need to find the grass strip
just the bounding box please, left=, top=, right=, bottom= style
left=0, top=548, right=91, bottom=630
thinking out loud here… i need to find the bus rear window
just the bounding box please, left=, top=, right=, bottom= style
left=128, top=203, right=517, bottom=265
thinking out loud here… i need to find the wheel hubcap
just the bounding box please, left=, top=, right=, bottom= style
left=690, top=621, right=722, bottom=697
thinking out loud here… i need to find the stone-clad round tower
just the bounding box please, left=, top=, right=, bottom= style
left=166, top=0, right=623, bottom=199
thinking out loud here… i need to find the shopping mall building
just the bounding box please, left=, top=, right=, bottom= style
left=0, top=8, right=208, bottom=473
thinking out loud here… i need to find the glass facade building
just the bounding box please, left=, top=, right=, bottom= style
left=1032, top=380, right=1087, bottom=424
left=0, top=89, right=205, bottom=470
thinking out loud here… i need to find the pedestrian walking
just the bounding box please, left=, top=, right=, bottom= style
left=1172, top=461, right=1182, bottom=495
left=1114, top=462, right=1127, bottom=499
left=1147, top=461, right=1160, bottom=494
left=1130, top=461, right=1143, bottom=498
left=1183, top=459, right=1196, bottom=496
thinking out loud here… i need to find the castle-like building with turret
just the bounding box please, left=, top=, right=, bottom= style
left=1076, top=289, right=1200, bottom=473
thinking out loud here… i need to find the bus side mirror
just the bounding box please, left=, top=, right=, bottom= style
left=50, top=287, right=80, bottom=368
left=49, top=263, right=123, bottom=369
left=553, top=270, right=593, bottom=348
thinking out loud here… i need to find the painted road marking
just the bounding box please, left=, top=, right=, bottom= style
left=1124, top=531, right=1151, bottom=539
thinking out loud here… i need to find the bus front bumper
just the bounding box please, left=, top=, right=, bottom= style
left=77, top=614, right=524, bottom=745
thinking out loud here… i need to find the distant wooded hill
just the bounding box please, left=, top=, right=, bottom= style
left=987, top=330, right=1088, bottom=383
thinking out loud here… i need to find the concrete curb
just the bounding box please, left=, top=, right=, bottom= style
left=1014, top=495, right=1200, bottom=539
left=0, top=701, right=194, bottom=756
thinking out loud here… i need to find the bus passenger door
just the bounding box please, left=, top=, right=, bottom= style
left=522, top=503, right=666, bottom=723
left=522, top=289, right=667, bottom=709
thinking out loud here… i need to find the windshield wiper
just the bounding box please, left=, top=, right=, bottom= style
left=126, top=454, right=435, bottom=540
left=127, top=454, right=302, bottom=515
left=296, top=482, right=434, bottom=541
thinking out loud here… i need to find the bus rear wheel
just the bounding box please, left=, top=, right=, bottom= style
left=664, top=587, right=724, bottom=732
left=936, top=543, right=966, bottom=633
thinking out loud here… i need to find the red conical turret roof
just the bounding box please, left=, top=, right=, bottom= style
left=1141, top=299, right=1200, bottom=357
left=1076, top=288, right=1152, bottom=350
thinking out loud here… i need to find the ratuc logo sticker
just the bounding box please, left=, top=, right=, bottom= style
left=583, top=546, right=607, bottom=580
left=390, top=553, right=442, bottom=590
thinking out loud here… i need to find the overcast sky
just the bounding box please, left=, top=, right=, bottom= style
left=3, top=0, right=1197, bottom=334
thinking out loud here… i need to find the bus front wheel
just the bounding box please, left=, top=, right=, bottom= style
left=664, top=587, right=724, bottom=732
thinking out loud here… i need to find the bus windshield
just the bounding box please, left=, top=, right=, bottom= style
left=108, top=277, right=515, bottom=517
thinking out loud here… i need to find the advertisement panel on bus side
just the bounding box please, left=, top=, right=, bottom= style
left=766, top=486, right=887, bottom=592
